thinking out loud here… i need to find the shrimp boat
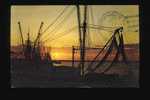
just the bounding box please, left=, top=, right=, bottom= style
left=11, top=21, right=80, bottom=83
left=11, top=4, right=138, bottom=87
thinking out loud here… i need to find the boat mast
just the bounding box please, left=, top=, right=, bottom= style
left=33, top=22, right=44, bottom=50
left=76, top=1, right=87, bottom=77
left=18, top=21, right=24, bottom=52
left=82, top=5, right=87, bottom=77
left=76, top=1, right=82, bottom=77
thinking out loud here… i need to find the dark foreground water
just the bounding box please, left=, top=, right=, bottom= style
left=11, top=61, right=139, bottom=88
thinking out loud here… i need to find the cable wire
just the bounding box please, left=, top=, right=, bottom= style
left=41, top=7, right=75, bottom=42
left=42, top=6, right=69, bottom=34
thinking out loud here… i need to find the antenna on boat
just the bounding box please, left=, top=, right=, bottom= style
left=33, top=22, right=44, bottom=50
left=18, top=21, right=24, bottom=53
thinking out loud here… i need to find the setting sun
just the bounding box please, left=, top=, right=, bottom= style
left=51, top=52, right=61, bottom=60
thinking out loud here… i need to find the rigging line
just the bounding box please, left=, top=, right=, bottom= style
left=88, top=6, right=92, bottom=47
left=43, top=28, right=76, bottom=44
left=42, top=7, right=75, bottom=40
left=125, top=15, right=138, bottom=18
left=88, top=24, right=119, bottom=29
left=90, top=6, right=95, bottom=25
left=86, top=6, right=91, bottom=48
left=87, top=32, right=115, bottom=68
left=88, top=6, right=95, bottom=47
left=101, top=33, right=124, bottom=74
left=42, top=26, right=78, bottom=43
left=87, top=25, right=115, bottom=30
left=101, top=11, right=125, bottom=20
left=87, top=26, right=114, bottom=32
left=89, top=7, right=108, bottom=47
left=41, top=8, right=70, bottom=40
left=89, top=6, right=95, bottom=47
left=92, top=37, right=115, bottom=71
left=98, top=28, right=113, bottom=45
left=17, top=27, right=22, bottom=46
left=89, top=24, right=117, bottom=28
left=42, top=26, right=77, bottom=44
left=41, top=7, right=70, bottom=40
left=93, top=27, right=126, bottom=72
left=87, top=39, right=112, bottom=72
left=32, top=27, right=37, bottom=41
left=91, top=36, right=115, bottom=72
left=33, top=22, right=44, bottom=49
left=82, top=25, right=115, bottom=33
left=47, top=26, right=77, bottom=42
left=41, top=6, right=69, bottom=34
left=95, top=31, right=104, bottom=46
left=41, top=7, right=75, bottom=42
left=18, top=22, right=24, bottom=49
left=100, top=37, right=120, bottom=74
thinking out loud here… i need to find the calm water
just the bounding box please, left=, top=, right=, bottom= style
left=55, top=60, right=139, bottom=76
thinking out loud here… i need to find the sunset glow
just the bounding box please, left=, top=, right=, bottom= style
left=11, top=5, right=139, bottom=47
left=11, top=5, right=139, bottom=61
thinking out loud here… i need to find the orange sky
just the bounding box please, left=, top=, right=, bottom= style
left=49, top=46, right=139, bottom=61
left=11, top=5, right=139, bottom=47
